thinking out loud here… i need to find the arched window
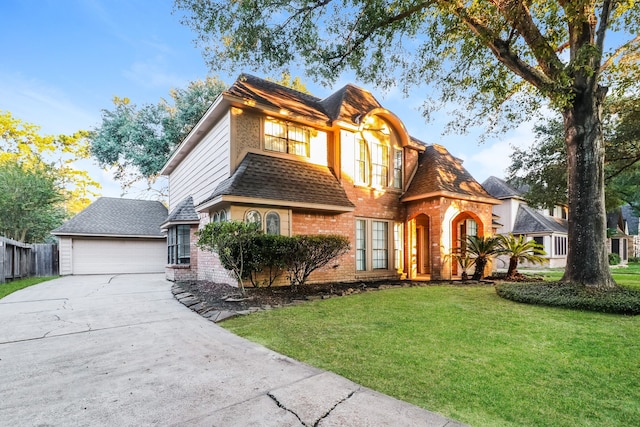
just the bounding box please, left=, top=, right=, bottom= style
left=212, top=212, right=219, bottom=223
left=245, top=210, right=261, bottom=225
left=354, top=115, right=402, bottom=188
left=219, top=210, right=227, bottom=222
left=266, top=212, right=280, bottom=235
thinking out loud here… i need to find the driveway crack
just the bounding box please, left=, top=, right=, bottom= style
left=313, top=389, right=357, bottom=427
left=267, top=392, right=306, bottom=426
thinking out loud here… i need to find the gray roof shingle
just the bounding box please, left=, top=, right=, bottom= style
left=165, top=196, right=198, bottom=223
left=622, top=205, right=639, bottom=235
left=512, top=205, right=567, bottom=234
left=52, top=198, right=168, bottom=237
left=482, top=176, right=525, bottom=199
left=200, top=153, right=354, bottom=210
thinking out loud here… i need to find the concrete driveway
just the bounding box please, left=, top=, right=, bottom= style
left=0, top=274, right=464, bottom=426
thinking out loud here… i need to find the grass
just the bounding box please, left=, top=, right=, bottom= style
left=0, top=276, right=57, bottom=299
left=223, top=274, right=640, bottom=426
left=537, top=263, right=640, bottom=290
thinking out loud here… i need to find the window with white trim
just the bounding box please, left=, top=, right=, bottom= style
left=350, top=117, right=402, bottom=189
left=554, top=236, right=567, bottom=256
left=356, top=218, right=397, bottom=272
left=393, top=150, right=402, bottom=189
left=265, top=118, right=310, bottom=157
left=394, top=222, right=404, bottom=271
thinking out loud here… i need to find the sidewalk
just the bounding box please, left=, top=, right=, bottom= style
left=0, top=274, right=466, bottom=426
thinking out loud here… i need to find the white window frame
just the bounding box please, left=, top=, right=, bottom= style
left=355, top=218, right=398, bottom=273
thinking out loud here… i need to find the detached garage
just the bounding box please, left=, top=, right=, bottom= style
left=52, top=198, right=168, bottom=275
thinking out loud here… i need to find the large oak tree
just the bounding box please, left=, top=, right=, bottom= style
left=176, top=0, right=639, bottom=289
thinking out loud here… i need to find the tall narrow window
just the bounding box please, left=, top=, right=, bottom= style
left=394, top=222, right=404, bottom=271
left=393, top=149, right=402, bottom=189
left=266, top=212, right=281, bottom=235
left=265, top=119, right=310, bottom=157
left=355, top=136, right=368, bottom=185
left=370, top=141, right=389, bottom=187
left=356, top=219, right=367, bottom=271
left=466, top=219, right=478, bottom=237
left=372, top=221, right=388, bottom=269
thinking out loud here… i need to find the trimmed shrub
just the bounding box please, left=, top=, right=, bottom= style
left=609, top=252, right=621, bottom=265
left=286, top=234, right=350, bottom=287
left=496, top=282, right=640, bottom=315
left=249, top=234, right=291, bottom=287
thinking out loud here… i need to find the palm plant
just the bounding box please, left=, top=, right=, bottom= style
left=498, top=234, right=547, bottom=279
left=464, top=235, right=503, bottom=280
left=451, top=253, right=475, bottom=281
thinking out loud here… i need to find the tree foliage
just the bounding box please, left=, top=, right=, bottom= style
left=463, top=235, right=503, bottom=280
left=176, top=0, right=640, bottom=288
left=0, top=161, right=66, bottom=242
left=508, top=95, right=640, bottom=212
left=89, top=76, right=227, bottom=194
left=0, top=110, right=99, bottom=215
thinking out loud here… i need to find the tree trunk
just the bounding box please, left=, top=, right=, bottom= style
left=561, top=87, right=616, bottom=289
left=506, top=257, right=518, bottom=279
left=472, top=257, right=486, bottom=281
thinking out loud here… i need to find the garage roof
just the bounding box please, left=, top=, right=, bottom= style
left=52, top=198, right=168, bottom=238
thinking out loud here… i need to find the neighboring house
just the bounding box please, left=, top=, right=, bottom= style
left=160, top=74, right=498, bottom=285
left=52, top=198, right=167, bottom=275
left=622, top=205, right=640, bottom=259
left=482, top=176, right=569, bottom=268
left=607, top=210, right=631, bottom=265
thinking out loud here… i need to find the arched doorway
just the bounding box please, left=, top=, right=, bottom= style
left=451, top=212, right=484, bottom=276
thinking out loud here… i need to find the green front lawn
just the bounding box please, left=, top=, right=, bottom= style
left=0, top=276, right=57, bottom=299
left=223, top=272, right=640, bottom=426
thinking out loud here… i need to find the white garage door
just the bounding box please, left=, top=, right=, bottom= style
left=72, top=238, right=166, bottom=275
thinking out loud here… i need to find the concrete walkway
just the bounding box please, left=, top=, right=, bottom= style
left=0, top=274, right=465, bottom=426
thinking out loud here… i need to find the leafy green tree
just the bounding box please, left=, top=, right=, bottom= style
left=464, top=236, right=503, bottom=281
left=0, top=111, right=99, bottom=215
left=90, top=76, right=227, bottom=193
left=498, top=234, right=547, bottom=279
left=176, top=0, right=640, bottom=289
left=508, top=96, right=640, bottom=213
left=0, top=161, right=66, bottom=242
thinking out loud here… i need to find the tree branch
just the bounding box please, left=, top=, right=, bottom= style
left=600, top=34, right=640, bottom=72
left=453, top=3, right=555, bottom=92
left=490, top=0, right=564, bottom=80
left=323, top=1, right=434, bottom=64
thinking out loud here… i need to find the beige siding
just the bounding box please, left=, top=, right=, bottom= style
left=169, top=112, right=231, bottom=211
left=58, top=237, right=73, bottom=275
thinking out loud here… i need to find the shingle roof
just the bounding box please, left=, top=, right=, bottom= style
left=165, top=196, right=198, bottom=223
left=622, top=205, right=639, bottom=235
left=200, top=153, right=355, bottom=210
left=52, top=198, right=167, bottom=237
left=512, top=205, right=567, bottom=234
left=319, top=84, right=383, bottom=123
left=225, top=74, right=384, bottom=126
left=226, top=74, right=330, bottom=124
left=482, top=176, right=524, bottom=199
left=402, top=144, right=496, bottom=202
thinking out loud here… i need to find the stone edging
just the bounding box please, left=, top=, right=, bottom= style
left=172, top=281, right=495, bottom=323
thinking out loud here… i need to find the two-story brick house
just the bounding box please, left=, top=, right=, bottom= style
left=161, top=75, right=498, bottom=285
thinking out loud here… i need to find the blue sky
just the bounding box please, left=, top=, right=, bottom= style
left=1, top=0, right=534, bottom=199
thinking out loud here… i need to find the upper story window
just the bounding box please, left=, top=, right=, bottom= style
left=352, top=116, right=402, bottom=189
left=264, top=118, right=310, bottom=157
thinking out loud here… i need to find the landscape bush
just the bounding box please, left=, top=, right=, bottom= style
left=495, top=282, right=640, bottom=315
left=197, top=221, right=350, bottom=289
left=609, top=252, right=621, bottom=265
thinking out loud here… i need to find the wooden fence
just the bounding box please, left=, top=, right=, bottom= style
left=0, top=236, right=58, bottom=284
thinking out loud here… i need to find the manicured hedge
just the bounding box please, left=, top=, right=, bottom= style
left=495, top=282, right=640, bottom=315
